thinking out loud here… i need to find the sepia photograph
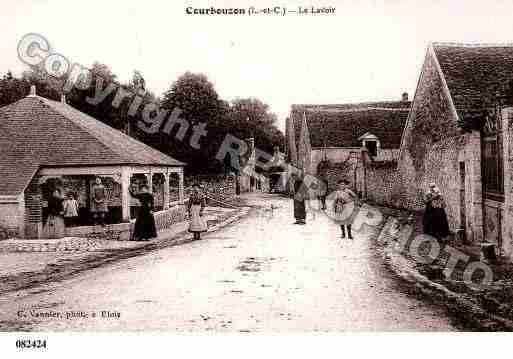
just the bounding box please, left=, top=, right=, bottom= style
left=0, top=0, right=512, bottom=356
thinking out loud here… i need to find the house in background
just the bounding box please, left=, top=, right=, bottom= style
left=0, top=87, right=185, bottom=239
left=238, top=137, right=268, bottom=193
left=287, top=94, right=410, bottom=196
left=267, top=146, right=288, bottom=193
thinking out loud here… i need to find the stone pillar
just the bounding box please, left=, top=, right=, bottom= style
left=24, top=175, right=43, bottom=239
left=468, top=130, right=484, bottom=243
left=502, top=107, right=513, bottom=259
left=163, top=172, right=170, bottom=210
left=17, top=193, right=26, bottom=239
left=178, top=169, right=185, bottom=205
left=121, top=167, right=131, bottom=222
left=146, top=172, right=153, bottom=194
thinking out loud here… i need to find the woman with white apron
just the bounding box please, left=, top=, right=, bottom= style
left=188, top=183, right=208, bottom=240
left=330, top=179, right=359, bottom=239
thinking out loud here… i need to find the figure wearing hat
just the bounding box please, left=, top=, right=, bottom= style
left=331, top=178, right=359, bottom=239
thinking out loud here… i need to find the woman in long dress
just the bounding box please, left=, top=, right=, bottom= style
left=129, top=184, right=157, bottom=241
left=331, top=179, right=358, bottom=239
left=188, top=184, right=207, bottom=240
left=46, top=188, right=65, bottom=238
left=423, top=183, right=449, bottom=241
left=91, top=177, right=108, bottom=226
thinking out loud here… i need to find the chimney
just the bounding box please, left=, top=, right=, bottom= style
left=61, top=94, right=66, bottom=103
left=401, top=92, right=409, bottom=102
left=29, top=85, right=36, bottom=97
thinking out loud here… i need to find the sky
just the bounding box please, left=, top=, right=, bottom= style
left=2, top=0, right=513, bottom=132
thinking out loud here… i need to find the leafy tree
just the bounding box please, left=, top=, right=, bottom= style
left=0, top=67, right=285, bottom=177
left=160, top=72, right=230, bottom=173
left=228, top=98, right=283, bottom=155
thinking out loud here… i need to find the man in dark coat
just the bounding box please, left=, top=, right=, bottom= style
left=293, top=177, right=306, bottom=225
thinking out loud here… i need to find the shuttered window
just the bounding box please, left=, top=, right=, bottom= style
left=482, top=109, right=504, bottom=202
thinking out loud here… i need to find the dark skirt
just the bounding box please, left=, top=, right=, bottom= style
left=294, top=199, right=306, bottom=220
left=423, top=207, right=449, bottom=240
left=132, top=210, right=157, bottom=240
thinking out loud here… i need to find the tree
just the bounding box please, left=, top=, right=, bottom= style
left=229, top=98, right=284, bottom=155
left=0, top=67, right=286, bottom=177
left=65, top=62, right=124, bottom=129
left=0, top=68, right=62, bottom=107
left=160, top=72, right=230, bottom=173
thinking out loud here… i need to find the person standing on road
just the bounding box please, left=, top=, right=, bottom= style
left=129, top=184, right=157, bottom=241
left=318, top=178, right=328, bottom=210
left=423, top=183, right=449, bottom=241
left=293, top=175, right=307, bottom=225
left=188, top=183, right=208, bottom=240
left=332, top=179, right=358, bottom=239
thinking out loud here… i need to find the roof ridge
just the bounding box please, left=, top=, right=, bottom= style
left=432, top=42, right=513, bottom=48
left=37, top=98, right=134, bottom=164
left=41, top=98, right=183, bottom=166
left=304, top=107, right=410, bottom=113
left=293, top=100, right=409, bottom=108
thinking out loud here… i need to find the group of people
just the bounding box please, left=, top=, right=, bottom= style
left=46, top=189, right=80, bottom=238
left=45, top=178, right=209, bottom=242
left=293, top=176, right=449, bottom=242
left=129, top=182, right=208, bottom=241
left=293, top=177, right=359, bottom=240
left=46, top=177, right=109, bottom=234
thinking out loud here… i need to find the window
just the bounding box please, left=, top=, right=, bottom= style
left=482, top=109, right=504, bottom=201
left=365, top=140, right=378, bottom=157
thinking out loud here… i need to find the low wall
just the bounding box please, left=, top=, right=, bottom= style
left=154, top=205, right=188, bottom=231
left=0, top=200, right=22, bottom=239
left=65, top=205, right=188, bottom=241
left=185, top=175, right=236, bottom=201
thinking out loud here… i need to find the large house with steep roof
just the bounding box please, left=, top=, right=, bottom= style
left=286, top=93, right=411, bottom=196
left=0, top=87, right=185, bottom=239
left=384, top=43, right=513, bottom=261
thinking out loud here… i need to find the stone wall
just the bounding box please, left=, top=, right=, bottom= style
left=394, top=136, right=465, bottom=227
left=24, top=175, right=42, bottom=239
left=186, top=175, right=237, bottom=200
left=0, top=200, right=22, bottom=239
left=373, top=49, right=484, bottom=242
left=154, top=206, right=188, bottom=231
left=365, top=163, right=398, bottom=206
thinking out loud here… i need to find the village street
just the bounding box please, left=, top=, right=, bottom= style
left=0, top=193, right=458, bottom=331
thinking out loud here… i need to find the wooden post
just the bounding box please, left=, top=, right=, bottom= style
left=121, top=167, right=131, bottom=222
left=178, top=168, right=185, bottom=205
left=147, top=172, right=153, bottom=194
left=163, top=172, right=170, bottom=210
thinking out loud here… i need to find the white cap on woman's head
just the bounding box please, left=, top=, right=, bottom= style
left=429, top=182, right=436, bottom=187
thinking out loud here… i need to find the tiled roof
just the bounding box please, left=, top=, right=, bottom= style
left=290, top=101, right=410, bottom=149
left=0, top=95, right=185, bottom=195
left=432, top=43, right=513, bottom=117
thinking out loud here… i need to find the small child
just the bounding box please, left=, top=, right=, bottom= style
left=333, top=179, right=358, bottom=239
left=63, top=192, right=79, bottom=227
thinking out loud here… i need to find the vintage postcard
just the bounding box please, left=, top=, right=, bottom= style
left=0, top=0, right=512, bottom=356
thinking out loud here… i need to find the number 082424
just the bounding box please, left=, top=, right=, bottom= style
left=16, top=339, right=47, bottom=349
